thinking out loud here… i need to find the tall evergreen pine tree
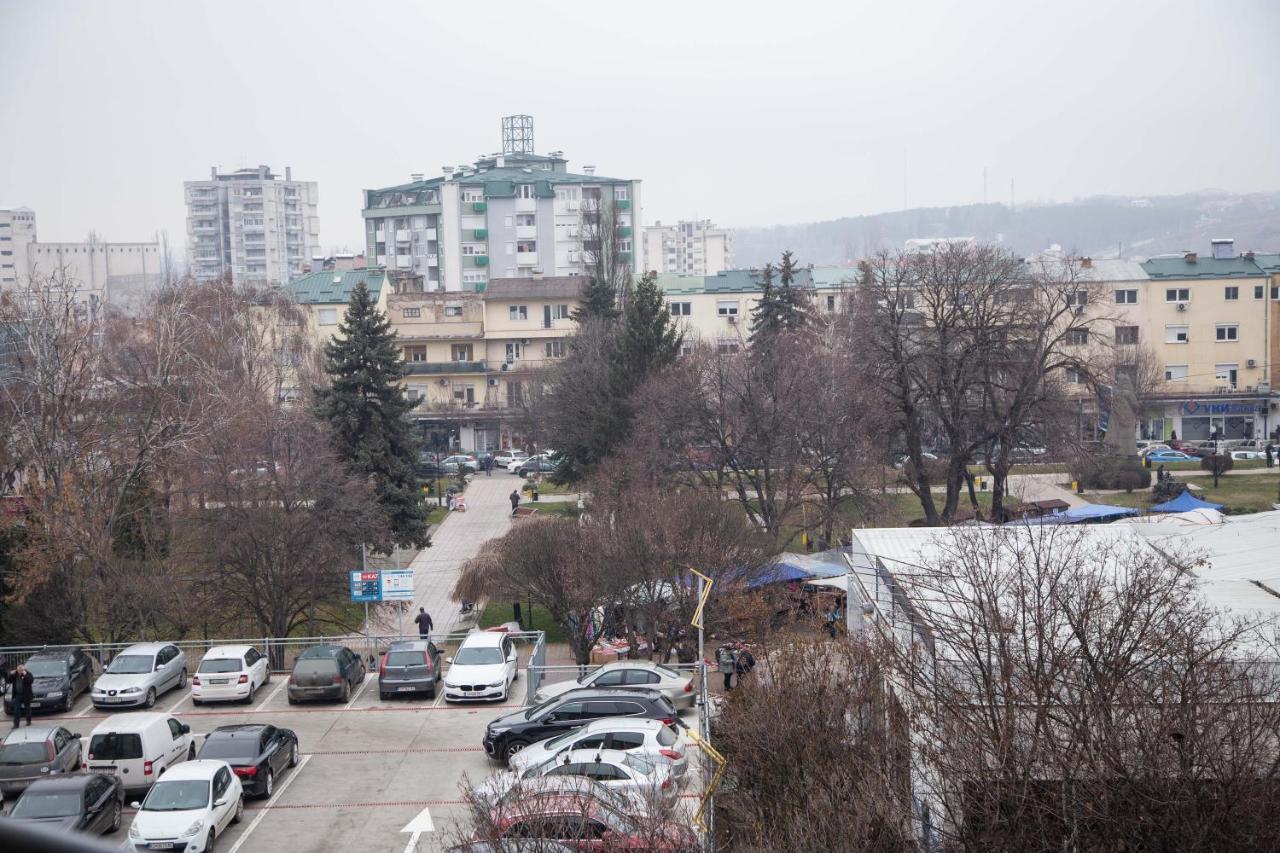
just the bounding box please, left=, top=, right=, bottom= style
left=750, top=250, right=811, bottom=342
left=315, top=282, right=428, bottom=547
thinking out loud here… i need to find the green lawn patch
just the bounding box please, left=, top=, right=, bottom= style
left=1090, top=473, right=1280, bottom=515
left=478, top=601, right=566, bottom=643
left=527, top=501, right=582, bottom=518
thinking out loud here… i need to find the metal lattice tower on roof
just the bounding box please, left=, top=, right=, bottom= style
left=501, top=115, right=534, bottom=155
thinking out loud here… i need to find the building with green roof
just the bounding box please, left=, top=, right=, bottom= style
left=361, top=116, right=640, bottom=296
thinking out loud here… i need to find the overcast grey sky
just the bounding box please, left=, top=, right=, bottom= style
left=3, top=0, right=1278, bottom=254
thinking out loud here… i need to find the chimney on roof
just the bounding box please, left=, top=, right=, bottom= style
left=211, top=166, right=217, bottom=179
left=1211, top=238, right=1236, bottom=260
left=1245, top=250, right=1256, bottom=262
left=286, top=166, right=292, bottom=181
left=410, top=173, right=423, bottom=183
left=496, top=154, right=505, bottom=168
left=1184, top=252, right=1198, bottom=264
left=532, top=269, right=543, bottom=280
left=583, top=165, right=595, bottom=176
left=1081, top=256, right=1093, bottom=269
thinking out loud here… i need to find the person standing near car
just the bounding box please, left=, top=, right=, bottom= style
left=1267, top=444, right=1275, bottom=469
left=7, top=663, right=33, bottom=728
left=734, top=642, right=756, bottom=686
left=509, top=489, right=520, bottom=516
left=414, top=607, right=433, bottom=638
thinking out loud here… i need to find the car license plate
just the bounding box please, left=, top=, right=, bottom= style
left=211, top=678, right=229, bottom=684
left=150, top=843, right=175, bottom=850
left=397, top=686, right=415, bottom=692
left=90, top=766, right=116, bottom=774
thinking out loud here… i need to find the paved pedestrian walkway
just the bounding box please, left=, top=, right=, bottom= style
left=366, top=476, right=518, bottom=638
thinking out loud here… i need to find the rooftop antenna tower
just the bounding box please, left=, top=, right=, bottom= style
left=502, top=115, right=534, bottom=155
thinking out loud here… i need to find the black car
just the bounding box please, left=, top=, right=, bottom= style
left=287, top=644, right=366, bottom=704
left=3, top=646, right=95, bottom=714
left=197, top=724, right=299, bottom=798
left=482, top=688, right=678, bottom=764
left=7, top=773, right=124, bottom=835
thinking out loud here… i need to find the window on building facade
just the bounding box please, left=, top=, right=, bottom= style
left=1064, top=367, right=1083, bottom=384
left=716, top=300, right=738, bottom=316
left=717, top=341, right=739, bottom=354
left=826, top=294, right=836, bottom=311
left=1165, top=288, right=1190, bottom=302
left=1255, top=285, right=1266, bottom=299
left=517, top=240, right=536, bottom=253
left=507, top=380, right=524, bottom=407
left=551, top=304, right=570, bottom=320
left=509, top=305, right=528, bottom=321
left=669, top=302, right=692, bottom=316
left=444, top=305, right=463, bottom=317
left=516, top=214, right=536, bottom=227
left=614, top=186, right=629, bottom=201
left=451, top=344, right=473, bottom=361
left=402, top=307, right=421, bottom=318
left=505, top=343, right=522, bottom=362
left=1165, top=325, right=1189, bottom=343
left=1215, top=363, right=1239, bottom=386
left=1215, top=324, right=1239, bottom=341
left=517, top=184, right=534, bottom=199
left=404, top=346, right=426, bottom=362
left=318, top=308, right=338, bottom=326
left=461, top=189, right=483, bottom=202
left=1165, top=364, right=1189, bottom=381
left=1066, top=290, right=1088, bottom=307
left=463, top=271, right=487, bottom=285
left=1066, top=329, right=1089, bottom=346
left=1115, top=326, right=1139, bottom=345
left=544, top=340, right=566, bottom=358
left=1224, top=286, right=1239, bottom=300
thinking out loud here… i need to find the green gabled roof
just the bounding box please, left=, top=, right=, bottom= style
left=289, top=268, right=385, bottom=305
left=1251, top=253, right=1280, bottom=273
left=366, top=167, right=628, bottom=210
left=1141, top=255, right=1266, bottom=280
left=653, top=266, right=857, bottom=296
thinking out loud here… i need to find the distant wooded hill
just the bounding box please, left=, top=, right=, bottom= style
left=732, top=191, right=1280, bottom=267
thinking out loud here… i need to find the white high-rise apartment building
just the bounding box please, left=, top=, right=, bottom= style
left=642, top=219, right=733, bottom=276
left=185, top=165, right=319, bottom=286
left=362, top=116, right=641, bottom=293
left=0, top=206, right=38, bottom=287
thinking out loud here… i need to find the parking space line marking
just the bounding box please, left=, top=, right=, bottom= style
left=166, top=689, right=193, bottom=713
left=75, top=700, right=95, bottom=717
left=226, top=754, right=311, bottom=853
left=303, top=747, right=484, bottom=756
left=41, top=702, right=524, bottom=725
left=344, top=673, right=373, bottom=710
left=258, top=679, right=286, bottom=709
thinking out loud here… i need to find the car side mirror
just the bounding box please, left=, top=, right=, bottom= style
left=130, top=801, right=141, bottom=809
left=180, top=724, right=191, bottom=734
left=155, top=664, right=164, bottom=671
left=445, top=657, right=453, bottom=665
left=544, top=714, right=557, bottom=723
left=213, top=798, right=227, bottom=808
left=71, top=732, right=81, bottom=739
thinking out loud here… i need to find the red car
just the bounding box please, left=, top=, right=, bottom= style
left=489, top=793, right=698, bottom=851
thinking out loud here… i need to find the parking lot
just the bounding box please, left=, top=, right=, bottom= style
left=3, top=656, right=705, bottom=852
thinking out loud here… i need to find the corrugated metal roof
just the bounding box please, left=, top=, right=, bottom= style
left=653, top=266, right=853, bottom=296
left=289, top=268, right=385, bottom=305
left=1142, top=255, right=1267, bottom=280
left=482, top=276, right=585, bottom=300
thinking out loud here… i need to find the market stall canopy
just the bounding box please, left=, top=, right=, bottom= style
left=1150, top=491, right=1225, bottom=514
left=749, top=551, right=849, bottom=588
left=1008, top=502, right=1139, bottom=525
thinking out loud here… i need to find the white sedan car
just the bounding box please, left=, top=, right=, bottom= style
left=443, top=631, right=519, bottom=702
left=479, top=748, right=676, bottom=809
left=192, top=645, right=270, bottom=705
left=509, top=717, right=688, bottom=778
left=128, top=759, right=243, bottom=853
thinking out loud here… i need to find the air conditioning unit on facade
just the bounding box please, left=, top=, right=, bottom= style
left=1248, top=358, right=1258, bottom=368
left=488, top=378, right=499, bottom=386
left=520, top=338, right=530, bottom=345
left=727, top=315, right=737, bottom=324
left=1176, top=302, right=1187, bottom=312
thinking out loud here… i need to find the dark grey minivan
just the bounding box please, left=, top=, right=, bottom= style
left=378, top=640, right=443, bottom=700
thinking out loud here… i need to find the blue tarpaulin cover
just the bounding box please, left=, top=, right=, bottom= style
left=1150, top=491, right=1225, bottom=514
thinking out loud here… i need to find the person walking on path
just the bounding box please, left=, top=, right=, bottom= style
left=413, top=607, right=433, bottom=638
left=509, top=489, right=520, bottom=516
left=7, top=663, right=33, bottom=728
left=1267, top=444, right=1275, bottom=469
left=716, top=644, right=737, bottom=691
left=483, top=456, right=493, bottom=476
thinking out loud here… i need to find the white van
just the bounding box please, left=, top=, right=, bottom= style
left=192, top=645, right=270, bottom=705
left=86, top=712, right=194, bottom=794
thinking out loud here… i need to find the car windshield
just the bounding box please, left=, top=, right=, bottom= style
left=541, top=729, right=579, bottom=749
left=387, top=650, right=427, bottom=667
left=10, top=791, right=82, bottom=819
left=89, top=733, right=142, bottom=760
left=198, top=658, right=243, bottom=673
left=298, top=646, right=340, bottom=660
left=453, top=647, right=503, bottom=666
left=0, top=741, right=50, bottom=763
left=107, top=655, right=154, bottom=674
left=142, top=780, right=209, bottom=812
left=524, top=695, right=561, bottom=720
left=25, top=659, right=69, bottom=678
left=198, top=737, right=256, bottom=761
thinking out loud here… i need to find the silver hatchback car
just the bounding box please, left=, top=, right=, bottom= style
left=92, top=643, right=187, bottom=710
left=0, top=725, right=83, bottom=796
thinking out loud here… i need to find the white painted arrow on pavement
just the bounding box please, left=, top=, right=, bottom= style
left=401, top=806, right=434, bottom=853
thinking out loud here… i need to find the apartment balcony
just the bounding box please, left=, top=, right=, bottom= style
left=472, top=201, right=487, bottom=213
left=473, top=228, right=488, bottom=240
left=395, top=254, right=413, bottom=268
left=619, top=226, right=633, bottom=238
left=516, top=251, right=538, bottom=267
left=421, top=228, right=438, bottom=241
left=515, top=198, right=536, bottom=213
left=616, top=199, right=631, bottom=210
left=516, top=225, right=537, bottom=240
left=424, top=253, right=439, bottom=266
left=470, top=255, right=489, bottom=267
left=403, top=360, right=487, bottom=375
left=395, top=229, right=412, bottom=242
left=375, top=229, right=386, bottom=241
